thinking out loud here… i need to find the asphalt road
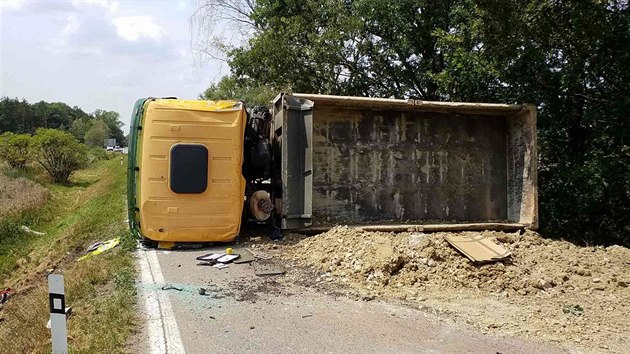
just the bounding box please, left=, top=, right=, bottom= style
left=131, top=245, right=571, bottom=354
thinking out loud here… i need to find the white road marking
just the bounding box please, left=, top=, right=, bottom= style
left=138, top=248, right=186, bottom=354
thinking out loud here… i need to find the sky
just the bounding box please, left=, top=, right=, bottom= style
left=0, top=0, right=228, bottom=129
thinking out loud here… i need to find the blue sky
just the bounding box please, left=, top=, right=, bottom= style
left=0, top=0, right=228, bottom=129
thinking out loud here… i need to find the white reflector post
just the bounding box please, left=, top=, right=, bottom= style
left=48, top=274, right=68, bottom=354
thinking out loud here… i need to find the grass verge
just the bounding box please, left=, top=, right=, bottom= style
left=0, top=156, right=136, bottom=353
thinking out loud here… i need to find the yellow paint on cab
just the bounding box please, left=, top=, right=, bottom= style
left=137, top=99, right=246, bottom=242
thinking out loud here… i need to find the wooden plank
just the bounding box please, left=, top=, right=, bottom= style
left=444, top=234, right=512, bottom=262
left=293, top=222, right=526, bottom=235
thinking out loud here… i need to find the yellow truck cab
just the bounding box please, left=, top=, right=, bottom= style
left=127, top=99, right=247, bottom=244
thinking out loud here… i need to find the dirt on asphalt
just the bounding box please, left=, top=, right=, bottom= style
left=245, top=227, right=630, bottom=353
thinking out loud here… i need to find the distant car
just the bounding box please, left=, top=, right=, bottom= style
left=106, top=146, right=114, bottom=151
left=113, top=146, right=123, bottom=152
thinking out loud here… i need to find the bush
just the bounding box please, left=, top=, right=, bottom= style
left=0, top=218, right=26, bottom=243
left=30, top=128, right=88, bottom=184
left=0, top=132, right=32, bottom=169
left=86, top=146, right=107, bottom=163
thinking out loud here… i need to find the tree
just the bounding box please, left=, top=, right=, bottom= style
left=0, top=98, right=126, bottom=145
left=69, top=119, right=88, bottom=142
left=201, top=75, right=277, bottom=106
left=94, top=110, right=126, bottom=146
left=199, top=0, right=456, bottom=98
left=194, top=0, right=630, bottom=245
left=30, top=129, right=87, bottom=183
left=0, top=132, right=31, bottom=169
left=84, top=119, right=110, bottom=147
left=430, top=0, right=630, bottom=246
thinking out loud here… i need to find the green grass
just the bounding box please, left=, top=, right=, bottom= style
left=0, top=219, right=29, bottom=278
left=0, top=157, right=137, bottom=353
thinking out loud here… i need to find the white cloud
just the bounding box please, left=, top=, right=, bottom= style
left=112, top=16, right=164, bottom=42
left=61, top=15, right=80, bottom=37
left=1, top=0, right=221, bottom=129
left=0, top=0, right=25, bottom=10
left=177, top=1, right=190, bottom=11
left=72, top=0, right=119, bottom=13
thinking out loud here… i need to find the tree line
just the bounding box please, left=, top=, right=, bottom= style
left=0, top=97, right=126, bottom=184
left=197, top=0, right=630, bottom=246
left=0, top=97, right=126, bottom=147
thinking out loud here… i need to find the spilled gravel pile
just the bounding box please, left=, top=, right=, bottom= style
left=264, top=226, right=630, bottom=353
left=284, top=227, right=629, bottom=295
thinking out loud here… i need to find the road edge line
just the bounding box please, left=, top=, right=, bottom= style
left=138, top=249, right=186, bottom=353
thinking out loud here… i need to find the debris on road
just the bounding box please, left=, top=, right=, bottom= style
left=161, top=285, right=183, bottom=291
left=253, top=260, right=285, bottom=276
left=217, top=254, right=239, bottom=263
left=266, top=226, right=630, bottom=352
left=213, top=263, right=229, bottom=270
left=233, top=249, right=256, bottom=264
left=78, top=238, right=120, bottom=261
left=196, top=253, right=240, bottom=266
left=444, top=234, right=511, bottom=262
left=196, top=253, right=224, bottom=262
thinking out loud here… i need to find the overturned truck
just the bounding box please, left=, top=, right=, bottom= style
left=127, top=94, right=537, bottom=244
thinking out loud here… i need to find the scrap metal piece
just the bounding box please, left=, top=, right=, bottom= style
left=444, top=234, right=511, bottom=262
left=253, top=260, right=286, bottom=276
left=233, top=249, right=256, bottom=264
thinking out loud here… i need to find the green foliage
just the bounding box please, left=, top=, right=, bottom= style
left=69, top=119, right=88, bottom=142
left=30, top=129, right=88, bottom=184
left=224, top=0, right=454, bottom=98
left=0, top=219, right=25, bottom=244
left=0, top=98, right=127, bottom=146
left=0, top=132, right=32, bottom=169
left=201, top=75, right=277, bottom=106
left=94, top=110, right=126, bottom=147
left=86, top=146, right=116, bottom=163
left=84, top=119, right=111, bottom=147
left=0, top=158, right=137, bottom=352
left=429, top=0, right=630, bottom=246
left=0, top=98, right=90, bottom=133
left=199, top=0, right=630, bottom=245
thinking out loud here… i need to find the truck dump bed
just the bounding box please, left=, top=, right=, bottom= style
left=273, top=94, right=537, bottom=231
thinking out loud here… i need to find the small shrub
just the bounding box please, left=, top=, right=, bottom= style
left=30, top=129, right=88, bottom=184
left=0, top=132, right=32, bottom=169
left=0, top=218, right=25, bottom=243
left=87, top=146, right=107, bottom=163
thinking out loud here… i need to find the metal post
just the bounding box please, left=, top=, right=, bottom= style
left=48, top=274, right=68, bottom=354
